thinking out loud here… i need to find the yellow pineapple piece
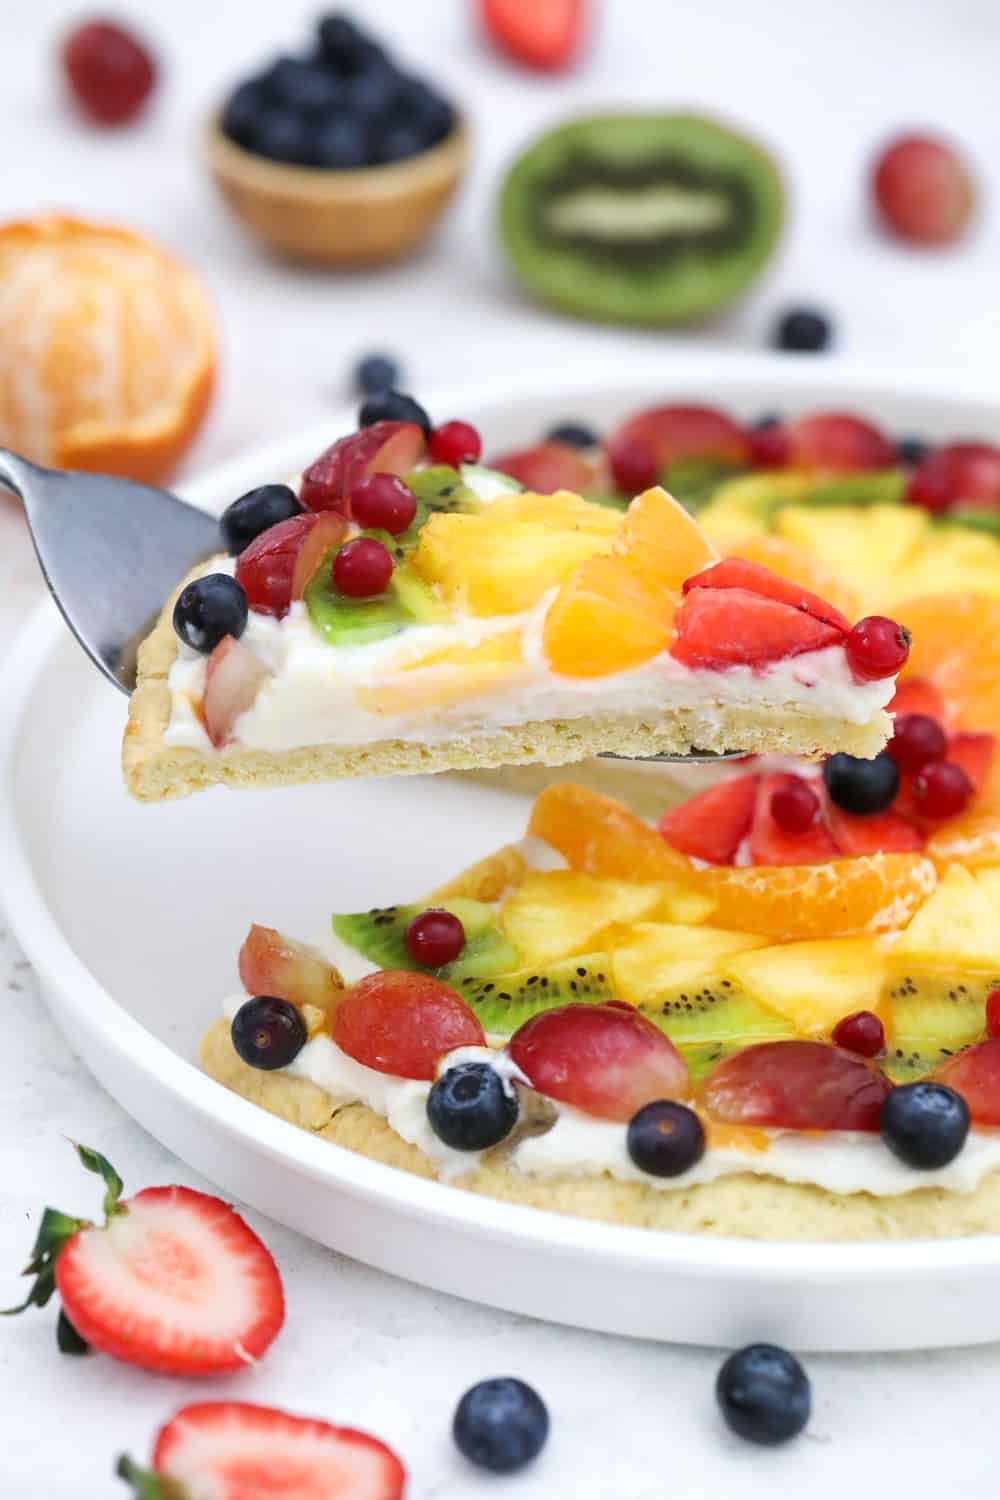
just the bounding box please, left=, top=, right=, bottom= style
left=884, top=532, right=1000, bottom=606
left=358, top=633, right=524, bottom=714
left=609, top=922, right=767, bottom=1006
left=499, top=870, right=684, bottom=968
left=723, top=937, right=886, bottom=1036
left=414, top=514, right=612, bottom=615
left=776, top=505, right=927, bottom=613
left=486, top=489, right=621, bottom=536
left=893, top=864, right=1000, bottom=969
left=614, top=486, right=717, bottom=590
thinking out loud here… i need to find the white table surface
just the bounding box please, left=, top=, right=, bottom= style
left=3, top=0, right=1000, bottom=1492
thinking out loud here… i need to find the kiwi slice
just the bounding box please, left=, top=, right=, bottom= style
left=499, top=113, right=784, bottom=325
left=785, top=470, right=906, bottom=513
left=946, top=508, right=1000, bottom=538
left=305, top=558, right=444, bottom=646
left=881, top=965, right=999, bottom=1082
left=455, top=953, right=615, bottom=1034
left=661, top=457, right=748, bottom=513
left=460, top=464, right=524, bottom=501
left=332, top=900, right=518, bottom=982
left=638, top=975, right=795, bottom=1049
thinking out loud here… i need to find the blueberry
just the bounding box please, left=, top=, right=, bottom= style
left=751, top=412, right=782, bottom=430
left=250, top=109, right=315, bottom=166
left=220, top=484, right=302, bottom=556
left=393, top=76, right=454, bottom=145
left=546, top=421, right=599, bottom=449
left=774, top=307, right=832, bottom=353
left=898, top=436, right=930, bottom=467
left=173, top=574, right=248, bottom=653
left=371, top=122, right=426, bottom=165
left=716, top=1344, right=811, bottom=1446
left=317, top=14, right=386, bottom=77
left=231, top=997, right=307, bottom=1071
left=626, top=1100, right=705, bottom=1178
left=221, top=78, right=269, bottom=148
left=823, top=750, right=899, bottom=815
left=313, top=114, right=369, bottom=168
left=427, top=1063, right=518, bottom=1152
left=345, top=65, right=400, bottom=121
left=265, top=56, right=342, bottom=116
left=359, top=389, right=432, bottom=436
left=453, top=1378, right=549, bottom=1474
left=880, top=1082, right=969, bottom=1168
left=355, top=353, right=401, bottom=395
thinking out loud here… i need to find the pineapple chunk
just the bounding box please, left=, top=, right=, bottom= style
left=610, top=922, right=768, bottom=1006
left=893, top=864, right=1000, bottom=968
left=723, top=937, right=886, bottom=1036
left=485, top=489, right=621, bottom=536
left=500, top=870, right=680, bottom=968
left=776, top=505, right=927, bottom=613
left=358, top=633, right=524, bottom=714
left=885, top=534, right=1000, bottom=605
left=414, top=514, right=612, bottom=615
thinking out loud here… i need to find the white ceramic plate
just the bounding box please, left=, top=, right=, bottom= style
left=4, top=352, right=1000, bottom=1354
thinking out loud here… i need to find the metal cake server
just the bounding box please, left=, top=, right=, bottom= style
left=1, top=449, right=219, bottom=695
left=0, top=448, right=743, bottom=760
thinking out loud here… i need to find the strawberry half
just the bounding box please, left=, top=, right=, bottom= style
left=946, top=731, right=995, bottom=792
left=658, top=774, right=758, bottom=864
left=671, top=587, right=844, bottom=670
left=824, top=801, right=925, bottom=855
left=682, top=557, right=850, bottom=634
left=888, top=676, right=948, bottom=723
left=118, top=1401, right=406, bottom=1500
left=489, top=439, right=599, bottom=494
left=4, top=1143, right=283, bottom=1375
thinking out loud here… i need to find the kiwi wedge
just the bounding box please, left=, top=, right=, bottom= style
left=332, top=900, right=518, bottom=983
left=455, top=953, right=615, bottom=1033
left=661, top=457, right=748, bottom=513
left=882, top=965, right=1000, bottom=1082
left=946, top=507, right=1000, bottom=538
left=499, top=113, right=784, bottom=325
left=305, top=558, right=444, bottom=646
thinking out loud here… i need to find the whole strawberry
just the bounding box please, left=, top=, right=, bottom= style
left=4, top=1142, right=284, bottom=1374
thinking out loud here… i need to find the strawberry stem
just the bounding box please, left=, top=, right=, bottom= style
left=116, top=1455, right=185, bottom=1498
left=72, top=1141, right=125, bottom=1217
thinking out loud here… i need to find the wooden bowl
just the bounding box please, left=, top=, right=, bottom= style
left=205, top=115, right=469, bottom=268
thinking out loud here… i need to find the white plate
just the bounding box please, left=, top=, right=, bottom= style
left=4, top=352, right=1000, bottom=1354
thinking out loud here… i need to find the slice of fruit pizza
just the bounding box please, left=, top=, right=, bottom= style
left=201, top=778, right=1000, bottom=1242
left=123, top=413, right=904, bottom=800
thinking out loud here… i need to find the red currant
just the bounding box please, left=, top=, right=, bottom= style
left=331, top=537, right=393, bottom=598
left=769, top=777, right=820, bottom=833
left=428, top=420, right=482, bottom=467
left=912, top=760, right=973, bottom=820
left=349, top=473, right=417, bottom=534
left=62, top=19, right=157, bottom=126
left=608, top=436, right=658, bottom=494
left=845, top=615, right=911, bottom=681
left=748, top=424, right=790, bottom=468
left=887, top=712, right=947, bottom=773
left=831, top=1010, right=886, bottom=1058
left=404, top=909, right=465, bottom=968
left=986, top=988, right=1000, bottom=1040
left=872, top=134, right=975, bottom=246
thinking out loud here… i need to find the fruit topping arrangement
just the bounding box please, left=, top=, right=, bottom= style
left=220, top=14, right=455, bottom=170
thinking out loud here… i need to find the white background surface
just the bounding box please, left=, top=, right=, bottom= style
left=2, top=0, right=1000, bottom=1493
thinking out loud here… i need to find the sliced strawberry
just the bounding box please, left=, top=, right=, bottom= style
left=682, top=557, right=850, bottom=633
left=893, top=770, right=919, bottom=820
left=932, top=1040, right=1000, bottom=1126
left=658, top=775, right=758, bottom=864
left=490, top=440, right=598, bottom=494
left=825, top=801, right=924, bottom=854
left=508, top=1001, right=688, bottom=1122
left=332, top=971, right=484, bottom=1080
left=300, top=421, right=426, bottom=514
left=239, top=925, right=343, bottom=1017
left=701, top=1040, right=892, bottom=1131
left=888, top=677, right=948, bottom=723
left=203, top=636, right=270, bottom=748
left=946, top=732, right=994, bottom=792
left=788, top=413, right=897, bottom=472
left=480, top=0, right=585, bottom=69
left=749, top=774, right=840, bottom=865
left=290, top=511, right=349, bottom=601
left=670, top=587, right=844, bottom=670
left=236, top=512, right=320, bottom=618
left=6, top=1144, right=284, bottom=1374
left=607, top=405, right=749, bottom=489
left=119, top=1401, right=406, bottom=1500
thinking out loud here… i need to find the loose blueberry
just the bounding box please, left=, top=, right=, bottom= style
left=394, top=76, right=454, bottom=145
left=231, top=996, right=307, bottom=1070
left=372, top=122, right=427, bottom=164
left=359, top=388, right=432, bottom=436
left=453, top=1378, right=549, bottom=1474
left=898, top=436, right=930, bottom=467
left=220, top=484, right=302, bottom=555
left=545, top=421, right=599, bottom=449
left=250, top=109, right=314, bottom=166
left=823, top=750, right=899, bottom=816
left=428, top=1062, right=519, bottom=1151
left=313, top=115, right=368, bottom=169
left=345, top=65, right=400, bottom=120
left=317, top=14, right=385, bottom=77
left=716, top=1344, right=811, bottom=1446
left=880, top=1081, right=970, bottom=1168
left=774, top=307, right=832, bottom=353
left=221, top=78, right=270, bottom=148
left=355, top=353, right=401, bottom=395
left=626, top=1100, right=705, bottom=1177
left=265, top=56, right=342, bottom=116
left=173, top=574, right=249, bottom=653
left=751, top=412, right=782, bottom=430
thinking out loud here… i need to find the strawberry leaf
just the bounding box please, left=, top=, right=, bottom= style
left=57, top=1309, right=90, bottom=1356
left=73, top=1142, right=125, bottom=1218
left=3, top=1208, right=86, bottom=1315
left=116, top=1455, right=185, bottom=1499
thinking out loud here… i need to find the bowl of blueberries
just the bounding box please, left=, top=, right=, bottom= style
left=208, top=12, right=467, bottom=266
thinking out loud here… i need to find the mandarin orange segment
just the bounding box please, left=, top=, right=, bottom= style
left=527, top=783, right=698, bottom=885
left=694, top=854, right=938, bottom=941
left=358, top=632, right=523, bottom=714
left=543, top=554, right=675, bottom=677
left=0, top=215, right=216, bottom=482
left=614, top=485, right=718, bottom=590
left=896, top=594, right=1000, bottom=737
